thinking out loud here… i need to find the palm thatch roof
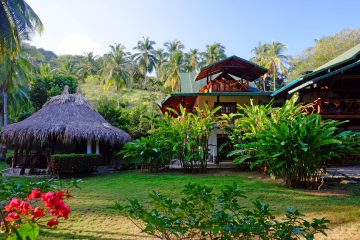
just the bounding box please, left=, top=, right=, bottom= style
left=1, top=86, right=131, bottom=148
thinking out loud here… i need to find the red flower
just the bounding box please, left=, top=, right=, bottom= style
left=42, top=192, right=59, bottom=208
left=47, top=218, right=58, bottom=227
left=4, top=198, right=21, bottom=211
left=27, top=189, right=42, bottom=200
left=32, top=207, right=45, bottom=220
left=7, top=212, right=20, bottom=220
left=19, top=201, right=33, bottom=215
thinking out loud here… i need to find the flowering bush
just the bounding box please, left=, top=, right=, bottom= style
left=1, top=187, right=73, bottom=240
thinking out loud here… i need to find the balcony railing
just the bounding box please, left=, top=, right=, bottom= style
left=303, top=98, right=360, bottom=116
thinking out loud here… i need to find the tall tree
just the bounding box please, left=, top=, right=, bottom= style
left=0, top=0, right=43, bottom=58
left=77, top=52, right=98, bottom=81
left=251, top=41, right=289, bottom=91
left=251, top=42, right=270, bottom=91
left=132, top=37, right=157, bottom=84
left=203, top=43, right=226, bottom=65
left=102, top=43, right=131, bottom=108
left=154, top=48, right=168, bottom=81
left=164, top=40, right=185, bottom=54
left=263, top=42, right=289, bottom=91
left=0, top=55, right=33, bottom=126
left=162, top=51, right=184, bottom=92
left=0, top=0, right=42, bottom=129
left=185, top=49, right=200, bottom=72
left=289, top=29, right=360, bottom=81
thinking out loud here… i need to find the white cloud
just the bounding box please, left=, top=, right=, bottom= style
left=57, top=34, right=103, bottom=55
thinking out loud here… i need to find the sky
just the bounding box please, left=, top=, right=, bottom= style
left=26, top=0, right=360, bottom=59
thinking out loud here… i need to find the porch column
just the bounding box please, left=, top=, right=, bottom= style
left=95, top=140, right=100, bottom=154
left=87, top=139, right=92, bottom=154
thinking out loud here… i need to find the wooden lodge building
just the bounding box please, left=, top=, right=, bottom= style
left=158, top=56, right=272, bottom=163
left=159, top=44, right=360, bottom=164
left=271, top=43, right=360, bottom=131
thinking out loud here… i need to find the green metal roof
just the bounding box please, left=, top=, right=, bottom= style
left=271, top=43, right=360, bottom=97
left=313, top=43, right=360, bottom=72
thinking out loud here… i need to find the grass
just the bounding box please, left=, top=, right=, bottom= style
left=0, top=161, right=359, bottom=239
left=1, top=169, right=359, bottom=239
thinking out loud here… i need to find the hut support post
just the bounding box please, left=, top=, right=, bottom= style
left=12, top=148, right=18, bottom=169
left=87, top=139, right=92, bottom=154
left=96, top=140, right=99, bottom=154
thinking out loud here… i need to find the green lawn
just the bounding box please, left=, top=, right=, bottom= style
left=1, top=168, right=360, bottom=239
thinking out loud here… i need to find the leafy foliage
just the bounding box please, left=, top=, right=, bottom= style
left=29, top=74, right=78, bottom=110
left=225, top=94, right=360, bottom=187
left=116, top=183, right=329, bottom=240
left=289, top=28, right=360, bottom=81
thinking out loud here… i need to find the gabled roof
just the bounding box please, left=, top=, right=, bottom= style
left=195, top=55, right=268, bottom=81
left=271, top=43, right=360, bottom=98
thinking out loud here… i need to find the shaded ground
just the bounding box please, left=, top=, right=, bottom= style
left=1, top=164, right=360, bottom=239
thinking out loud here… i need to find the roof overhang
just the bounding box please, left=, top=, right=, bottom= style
left=271, top=60, right=360, bottom=98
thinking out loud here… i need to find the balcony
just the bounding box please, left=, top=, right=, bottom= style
left=303, top=98, right=360, bottom=119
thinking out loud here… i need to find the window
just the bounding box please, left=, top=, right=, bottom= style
left=214, top=102, right=237, bottom=115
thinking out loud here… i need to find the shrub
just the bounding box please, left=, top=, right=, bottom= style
left=120, top=134, right=172, bottom=172
left=226, top=94, right=360, bottom=187
left=30, top=74, right=78, bottom=110
left=51, top=154, right=101, bottom=177
left=116, top=183, right=329, bottom=240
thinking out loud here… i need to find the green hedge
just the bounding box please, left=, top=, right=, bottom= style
left=51, top=154, right=102, bottom=177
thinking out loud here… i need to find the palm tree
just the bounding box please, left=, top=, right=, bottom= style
left=251, top=42, right=269, bottom=91
left=0, top=0, right=43, bottom=58
left=265, top=41, right=289, bottom=91
left=0, top=55, right=33, bottom=126
left=77, top=52, right=98, bottom=81
left=164, top=40, right=185, bottom=54
left=132, top=37, right=157, bottom=85
left=251, top=42, right=289, bottom=91
left=185, top=49, right=200, bottom=72
left=102, top=43, right=131, bottom=108
left=203, top=43, right=226, bottom=64
left=162, top=51, right=184, bottom=92
left=154, top=48, right=168, bottom=81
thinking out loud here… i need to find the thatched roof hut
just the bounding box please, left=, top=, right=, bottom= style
left=1, top=86, right=131, bottom=148
left=1, top=86, right=131, bottom=149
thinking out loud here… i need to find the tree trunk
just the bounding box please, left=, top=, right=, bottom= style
left=116, top=94, right=120, bottom=109
left=3, top=89, right=8, bottom=126
left=263, top=77, right=266, bottom=91
left=273, top=74, right=276, bottom=91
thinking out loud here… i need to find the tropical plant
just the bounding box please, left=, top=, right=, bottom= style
left=159, top=105, right=220, bottom=172
left=161, top=51, right=184, bottom=92
left=0, top=0, right=43, bottom=58
left=132, top=37, right=157, bottom=84
left=29, top=74, right=78, bottom=110
left=116, top=183, right=329, bottom=240
left=102, top=43, right=131, bottom=108
left=251, top=41, right=289, bottom=91
left=121, top=134, right=171, bottom=172
left=202, top=42, right=226, bottom=64
left=164, top=39, right=184, bottom=54
left=185, top=49, right=200, bottom=72
left=154, top=48, right=168, bottom=81
left=226, top=94, right=360, bottom=187
left=0, top=55, right=34, bottom=126
left=76, top=52, right=98, bottom=82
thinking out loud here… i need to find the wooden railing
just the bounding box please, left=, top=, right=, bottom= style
left=303, top=98, right=360, bottom=115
